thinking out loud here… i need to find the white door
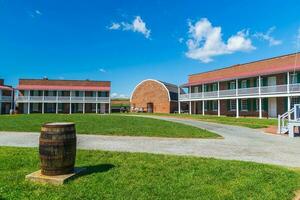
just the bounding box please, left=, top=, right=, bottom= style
left=268, top=97, right=277, bottom=118
left=267, top=76, right=277, bottom=117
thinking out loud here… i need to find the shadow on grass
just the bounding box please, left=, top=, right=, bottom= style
left=68, top=164, right=115, bottom=182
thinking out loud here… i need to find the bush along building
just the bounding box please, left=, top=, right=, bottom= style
left=15, top=78, right=111, bottom=114
left=179, top=53, right=300, bottom=119
left=0, top=79, right=14, bottom=114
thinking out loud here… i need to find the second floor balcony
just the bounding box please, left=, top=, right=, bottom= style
left=16, top=95, right=110, bottom=103
left=0, top=95, right=13, bottom=102
left=179, top=83, right=300, bottom=101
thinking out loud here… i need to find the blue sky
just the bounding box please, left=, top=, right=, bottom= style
left=1, top=0, right=300, bottom=98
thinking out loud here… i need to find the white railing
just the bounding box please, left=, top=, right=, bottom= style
left=179, top=83, right=300, bottom=100
left=238, top=87, right=259, bottom=96
left=44, top=96, right=57, bottom=101
left=277, top=107, right=295, bottom=134
left=0, top=96, right=13, bottom=102
left=261, top=84, right=287, bottom=94
left=219, top=89, right=236, bottom=97
left=16, top=96, right=110, bottom=103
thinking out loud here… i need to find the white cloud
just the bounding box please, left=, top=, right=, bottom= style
left=35, top=10, right=42, bottom=15
left=99, top=68, right=106, bottom=73
left=108, top=16, right=151, bottom=39
left=178, top=37, right=184, bottom=43
left=108, top=23, right=121, bottom=30
left=111, top=93, right=128, bottom=98
left=253, top=27, right=282, bottom=46
left=185, top=18, right=255, bottom=63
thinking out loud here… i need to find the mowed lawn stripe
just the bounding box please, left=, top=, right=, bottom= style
left=0, top=147, right=299, bottom=200
left=0, top=114, right=218, bottom=138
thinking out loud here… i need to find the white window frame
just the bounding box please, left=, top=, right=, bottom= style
left=204, top=101, right=208, bottom=111
left=241, top=80, right=247, bottom=88
left=241, top=99, right=248, bottom=111
left=230, top=99, right=236, bottom=111
left=291, top=97, right=300, bottom=108
left=255, top=99, right=259, bottom=111
left=290, top=73, right=298, bottom=84
left=212, top=100, right=218, bottom=111
left=230, top=81, right=235, bottom=90
left=212, top=83, right=218, bottom=91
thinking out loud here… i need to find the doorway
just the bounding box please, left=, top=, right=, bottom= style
left=147, top=103, right=153, bottom=113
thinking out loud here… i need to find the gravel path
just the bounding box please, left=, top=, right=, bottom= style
left=0, top=115, right=299, bottom=167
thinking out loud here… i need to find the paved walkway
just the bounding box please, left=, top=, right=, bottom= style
left=0, top=115, right=299, bottom=167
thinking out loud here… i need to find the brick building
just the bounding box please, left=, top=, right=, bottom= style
left=179, top=53, right=300, bottom=118
left=130, top=79, right=179, bottom=113
left=16, top=78, right=111, bottom=114
left=0, top=79, right=14, bottom=114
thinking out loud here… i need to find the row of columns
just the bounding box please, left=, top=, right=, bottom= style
left=26, top=102, right=109, bottom=114
left=178, top=72, right=294, bottom=119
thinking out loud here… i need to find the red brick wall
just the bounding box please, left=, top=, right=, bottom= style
left=131, top=80, right=171, bottom=113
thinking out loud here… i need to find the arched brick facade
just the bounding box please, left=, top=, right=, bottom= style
left=130, top=80, right=177, bottom=113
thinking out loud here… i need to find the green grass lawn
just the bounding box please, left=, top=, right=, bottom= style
left=132, top=113, right=278, bottom=129
left=0, top=147, right=299, bottom=200
left=0, top=114, right=218, bottom=138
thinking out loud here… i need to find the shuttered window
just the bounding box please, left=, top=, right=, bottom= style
left=212, top=100, right=218, bottom=111
left=241, top=99, right=248, bottom=111
left=230, top=99, right=236, bottom=111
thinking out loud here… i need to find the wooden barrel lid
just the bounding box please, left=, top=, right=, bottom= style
left=42, top=122, right=75, bottom=128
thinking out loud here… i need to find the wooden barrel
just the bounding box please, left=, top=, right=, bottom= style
left=39, top=122, right=76, bottom=176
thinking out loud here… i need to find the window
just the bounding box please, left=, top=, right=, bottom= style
left=291, top=97, right=300, bottom=108
left=290, top=73, right=298, bottom=84
left=212, top=84, right=218, bottom=91
left=255, top=99, right=259, bottom=111
left=193, top=86, right=199, bottom=93
left=230, top=99, right=236, bottom=111
left=241, top=80, right=247, bottom=88
left=204, top=85, right=208, bottom=92
left=256, top=78, right=261, bottom=87
left=32, top=103, right=39, bottom=112
left=212, top=100, right=218, bottom=111
left=230, top=81, right=236, bottom=89
left=204, top=101, right=208, bottom=111
left=241, top=99, right=248, bottom=111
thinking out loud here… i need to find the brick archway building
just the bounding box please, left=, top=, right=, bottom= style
left=130, top=79, right=179, bottom=113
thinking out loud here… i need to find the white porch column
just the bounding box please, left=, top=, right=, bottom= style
left=259, top=97, right=262, bottom=119
left=69, top=91, right=72, bottom=114
left=108, top=102, right=111, bottom=114
left=202, top=100, right=205, bottom=116
left=27, top=90, right=30, bottom=114
left=95, top=91, right=98, bottom=114
left=236, top=99, right=239, bottom=118
left=42, top=90, right=45, bottom=114
left=288, top=96, right=291, bottom=121
left=235, top=79, right=239, bottom=118
left=189, top=101, right=192, bottom=114
left=217, top=82, right=220, bottom=98
left=287, top=72, right=290, bottom=93
left=56, top=90, right=58, bottom=114
left=258, top=76, right=261, bottom=95
left=83, top=91, right=85, bottom=114
left=202, top=84, right=204, bottom=98
left=178, top=87, right=181, bottom=114
left=28, top=102, right=30, bottom=114
left=218, top=100, right=220, bottom=117
left=235, top=79, right=238, bottom=96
